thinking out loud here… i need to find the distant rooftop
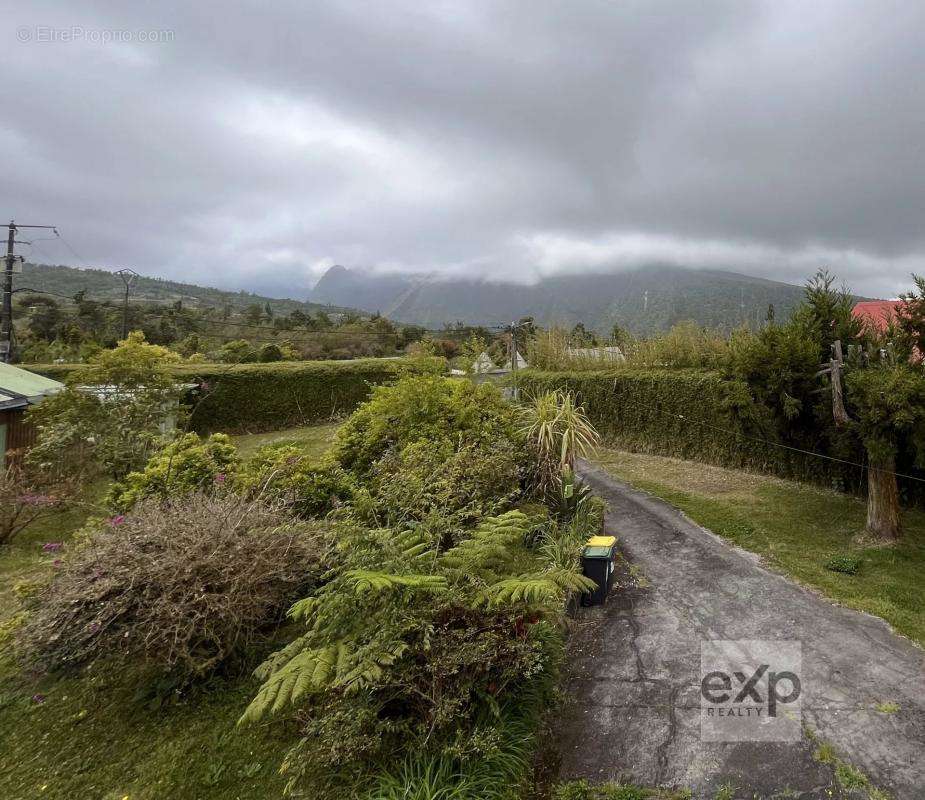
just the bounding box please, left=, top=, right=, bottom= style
left=0, top=362, right=64, bottom=410
left=852, top=300, right=904, bottom=333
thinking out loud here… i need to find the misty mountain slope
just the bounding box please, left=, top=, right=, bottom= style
left=14, top=263, right=357, bottom=316
left=311, top=265, right=809, bottom=334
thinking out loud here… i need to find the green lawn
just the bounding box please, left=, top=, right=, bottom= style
left=233, top=422, right=341, bottom=458
left=595, top=448, right=925, bottom=647
left=0, top=424, right=342, bottom=800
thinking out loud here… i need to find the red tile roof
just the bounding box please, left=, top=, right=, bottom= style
left=852, top=300, right=904, bottom=333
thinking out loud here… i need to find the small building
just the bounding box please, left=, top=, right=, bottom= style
left=0, top=363, right=64, bottom=466
left=472, top=352, right=498, bottom=374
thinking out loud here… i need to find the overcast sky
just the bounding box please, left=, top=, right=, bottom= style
left=4, top=1, right=924, bottom=298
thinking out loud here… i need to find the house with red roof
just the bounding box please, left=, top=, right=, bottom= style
left=851, top=300, right=904, bottom=333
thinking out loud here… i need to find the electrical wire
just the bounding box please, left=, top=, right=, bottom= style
left=590, top=388, right=925, bottom=484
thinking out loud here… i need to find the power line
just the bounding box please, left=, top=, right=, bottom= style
left=590, top=389, right=925, bottom=485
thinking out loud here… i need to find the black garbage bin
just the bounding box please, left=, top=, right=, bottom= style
left=581, top=535, right=617, bottom=606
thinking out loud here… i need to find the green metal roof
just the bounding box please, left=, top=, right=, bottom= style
left=0, top=362, right=64, bottom=402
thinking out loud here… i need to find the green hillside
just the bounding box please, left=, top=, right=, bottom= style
left=12, top=262, right=349, bottom=316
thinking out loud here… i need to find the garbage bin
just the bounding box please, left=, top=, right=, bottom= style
left=581, top=535, right=617, bottom=606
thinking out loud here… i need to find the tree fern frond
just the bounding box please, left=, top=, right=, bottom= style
left=344, top=570, right=447, bottom=594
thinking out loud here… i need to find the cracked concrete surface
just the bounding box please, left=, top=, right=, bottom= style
left=554, top=461, right=925, bottom=799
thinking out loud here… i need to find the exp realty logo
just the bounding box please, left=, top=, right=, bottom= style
left=700, top=640, right=802, bottom=742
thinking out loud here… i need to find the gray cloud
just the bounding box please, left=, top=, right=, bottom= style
left=3, top=0, right=924, bottom=299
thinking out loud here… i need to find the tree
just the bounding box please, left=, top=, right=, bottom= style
left=610, top=322, right=633, bottom=348
left=27, top=332, right=183, bottom=480
left=845, top=365, right=925, bottom=540
left=245, top=304, right=264, bottom=325
left=894, top=274, right=925, bottom=361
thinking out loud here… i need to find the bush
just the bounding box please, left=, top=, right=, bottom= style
left=825, top=554, right=862, bottom=575
left=20, top=493, right=327, bottom=678
left=0, top=462, right=75, bottom=546
left=335, top=375, right=521, bottom=476
left=238, top=443, right=356, bottom=518
left=365, top=438, right=522, bottom=526
left=107, top=432, right=240, bottom=512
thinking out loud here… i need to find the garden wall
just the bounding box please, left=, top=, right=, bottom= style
left=26, top=357, right=446, bottom=433
left=515, top=368, right=872, bottom=494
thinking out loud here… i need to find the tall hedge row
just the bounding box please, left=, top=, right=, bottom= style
left=515, top=368, right=869, bottom=492
left=27, top=357, right=446, bottom=433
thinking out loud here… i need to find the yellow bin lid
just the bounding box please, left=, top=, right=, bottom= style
left=586, top=535, right=616, bottom=547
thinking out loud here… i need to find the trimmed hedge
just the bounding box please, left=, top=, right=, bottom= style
left=515, top=368, right=869, bottom=492
left=26, top=357, right=446, bottom=433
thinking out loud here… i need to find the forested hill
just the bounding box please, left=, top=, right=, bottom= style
left=13, top=262, right=353, bottom=316
left=311, top=264, right=811, bottom=334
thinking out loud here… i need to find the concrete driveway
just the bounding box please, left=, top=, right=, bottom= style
left=555, top=461, right=925, bottom=799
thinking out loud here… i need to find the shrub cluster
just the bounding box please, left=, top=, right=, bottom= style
left=20, top=494, right=327, bottom=677
left=107, top=432, right=240, bottom=512
left=237, top=443, right=356, bottom=518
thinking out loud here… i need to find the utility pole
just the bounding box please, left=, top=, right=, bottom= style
left=115, top=268, right=139, bottom=339
left=817, top=339, right=851, bottom=426
left=2, top=220, right=57, bottom=363
left=508, top=320, right=519, bottom=401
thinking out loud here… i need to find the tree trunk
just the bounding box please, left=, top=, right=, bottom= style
left=867, top=455, right=901, bottom=540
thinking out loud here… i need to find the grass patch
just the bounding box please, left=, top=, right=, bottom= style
left=595, top=448, right=925, bottom=646
left=232, top=421, right=341, bottom=458
left=551, top=780, right=691, bottom=800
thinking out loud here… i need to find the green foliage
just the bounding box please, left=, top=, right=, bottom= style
left=217, top=338, right=258, bottom=363
left=107, top=432, right=240, bottom=511
left=363, top=438, right=522, bottom=526
left=825, top=553, right=862, bottom=575
left=334, top=375, right=520, bottom=476
left=625, top=321, right=728, bottom=369
left=725, top=322, right=819, bottom=424
left=186, top=357, right=445, bottom=433
left=845, top=365, right=925, bottom=463
left=237, top=443, right=356, bottom=518
left=789, top=268, right=863, bottom=363
left=516, top=368, right=801, bottom=475
left=19, top=493, right=327, bottom=679
left=240, top=508, right=584, bottom=792
left=894, top=274, right=925, bottom=361
left=26, top=332, right=184, bottom=479
left=519, top=389, right=600, bottom=492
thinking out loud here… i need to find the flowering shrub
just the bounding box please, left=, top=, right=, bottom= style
left=20, top=493, right=328, bottom=678
left=0, top=461, right=73, bottom=546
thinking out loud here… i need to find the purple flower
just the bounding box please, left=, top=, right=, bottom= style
left=32, top=694, right=45, bottom=704
left=214, top=473, right=226, bottom=484
left=108, top=515, right=126, bottom=527
left=52, top=559, right=63, bottom=568
left=88, top=622, right=100, bottom=633
left=42, top=542, right=63, bottom=553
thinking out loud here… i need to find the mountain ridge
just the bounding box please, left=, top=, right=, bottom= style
left=311, top=264, right=811, bottom=334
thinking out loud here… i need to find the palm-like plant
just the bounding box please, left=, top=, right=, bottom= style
left=519, top=390, right=600, bottom=490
